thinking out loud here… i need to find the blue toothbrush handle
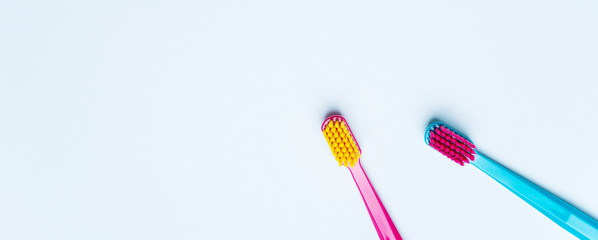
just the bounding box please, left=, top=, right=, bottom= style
left=471, top=153, right=598, bottom=239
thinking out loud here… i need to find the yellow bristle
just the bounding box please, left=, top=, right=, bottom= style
left=322, top=118, right=362, bottom=168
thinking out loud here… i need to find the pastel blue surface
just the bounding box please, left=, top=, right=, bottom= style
left=3, top=0, right=598, bottom=239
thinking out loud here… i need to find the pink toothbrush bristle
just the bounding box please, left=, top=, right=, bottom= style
left=428, top=124, right=476, bottom=165
left=439, top=126, right=475, bottom=148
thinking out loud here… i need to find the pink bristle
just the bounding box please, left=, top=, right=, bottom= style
left=440, top=126, right=476, bottom=148
left=460, top=154, right=470, bottom=163
left=428, top=124, right=476, bottom=165
left=464, top=147, right=473, bottom=154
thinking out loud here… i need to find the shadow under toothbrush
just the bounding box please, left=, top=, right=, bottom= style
left=323, top=109, right=342, bottom=120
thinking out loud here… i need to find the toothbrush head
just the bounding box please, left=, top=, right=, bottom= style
left=424, top=122, right=476, bottom=166
left=321, top=115, right=362, bottom=167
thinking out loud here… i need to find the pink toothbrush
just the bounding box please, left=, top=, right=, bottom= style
left=322, top=115, right=402, bottom=240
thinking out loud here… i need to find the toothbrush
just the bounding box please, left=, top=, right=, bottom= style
left=424, top=121, right=598, bottom=239
left=322, top=115, right=402, bottom=240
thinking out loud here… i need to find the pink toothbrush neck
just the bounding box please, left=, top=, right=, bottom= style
left=349, top=162, right=402, bottom=240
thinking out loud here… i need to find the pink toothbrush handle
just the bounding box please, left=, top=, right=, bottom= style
left=349, top=162, right=402, bottom=240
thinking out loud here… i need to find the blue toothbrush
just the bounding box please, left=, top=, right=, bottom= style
left=424, top=121, right=598, bottom=239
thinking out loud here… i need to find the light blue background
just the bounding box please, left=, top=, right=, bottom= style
left=1, top=1, right=597, bottom=239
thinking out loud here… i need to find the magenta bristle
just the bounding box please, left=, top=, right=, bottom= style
left=428, top=124, right=476, bottom=165
left=440, top=125, right=476, bottom=148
